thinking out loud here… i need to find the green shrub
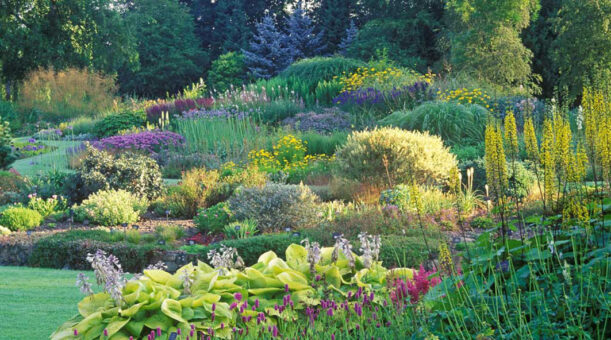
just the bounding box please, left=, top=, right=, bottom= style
left=379, top=184, right=410, bottom=210
left=0, top=171, right=28, bottom=204
left=229, top=183, right=320, bottom=232
left=259, top=99, right=304, bottom=124
left=208, top=52, right=246, bottom=93
left=155, top=225, right=185, bottom=243
left=378, top=235, right=440, bottom=268
left=27, top=195, right=67, bottom=218
left=152, top=168, right=220, bottom=218
left=74, top=189, right=148, bottom=226
left=125, top=229, right=142, bottom=244
left=279, top=57, right=365, bottom=87
left=0, top=206, right=43, bottom=231
left=335, top=127, right=457, bottom=186
left=181, top=234, right=300, bottom=266
left=0, top=120, right=16, bottom=169
left=64, top=116, right=100, bottom=136
left=93, top=110, right=145, bottom=138
left=78, top=145, right=163, bottom=200
left=194, top=202, right=233, bottom=234
left=507, top=161, right=537, bottom=200
left=381, top=102, right=488, bottom=146
left=451, top=142, right=486, bottom=163
left=299, top=131, right=348, bottom=156
left=29, top=231, right=166, bottom=271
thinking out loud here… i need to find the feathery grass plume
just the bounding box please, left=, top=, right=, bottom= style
left=503, top=111, right=519, bottom=158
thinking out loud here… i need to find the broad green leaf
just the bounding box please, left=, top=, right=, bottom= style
left=161, top=299, right=187, bottom=323
left=258, top=251, right=278, bottom=265
left=120, top=302, right=145, bottom=317
left=78, top=292, right=111, bottom=317
left=285, top=244, right=308, bottom=268
left=143, top=312, right=174, bottom=330
left=144, top=269, right=174, bottom=284
left=105, top=317, right=130, bottom=337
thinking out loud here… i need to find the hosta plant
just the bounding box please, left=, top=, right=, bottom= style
left=52, top=236, right=417, bottom=339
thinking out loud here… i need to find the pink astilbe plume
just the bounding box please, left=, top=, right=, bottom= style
left=390, top=265, right=441, bottom=306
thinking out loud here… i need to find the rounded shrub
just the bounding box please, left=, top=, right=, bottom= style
left=74, top=189, right=148, bottom=226
left=0, top=120, right=16, bottom=169
left=78, top=145, right=163, bottom=200
left=0, top=206, right=43, bottom=231
left=335, top=127, right=457, bottom=186
left=229, top=183, right=320, bottom=232
left=207, top=52, right=246, bottom=93
left=93, top=110, right=145, bottom=138
left=506, top=161, right=537, bottom=200
left=194, top=202, right=233, bottom=234
left=381, top=101, right=488, bottom=145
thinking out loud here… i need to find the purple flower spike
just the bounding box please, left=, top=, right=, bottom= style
left=73, top=329, right=78, bottom=336
left=234, top=292, right=243, bottom=301
left=157, top=328, right=161, bottom=336
left=103, top=329, right=108, bottom=336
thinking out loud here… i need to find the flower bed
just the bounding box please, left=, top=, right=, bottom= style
left=93, top=131, right=185, bottom=154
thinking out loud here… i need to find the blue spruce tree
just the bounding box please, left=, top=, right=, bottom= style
left=338, top=20, right=358, bottom=56
left=285, top=3, right=327, bottom=61
left=242, top=15, right=293, bottom=79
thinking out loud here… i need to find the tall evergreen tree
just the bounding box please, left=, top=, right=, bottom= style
left=338, top=20, right=358, bottom=55
left=285, top=3, right=326, bottom=60
left=314, top=0, right=355, bottom=52
left=242, top=15, right=293, bottom=79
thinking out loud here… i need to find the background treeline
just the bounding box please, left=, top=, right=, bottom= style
left=0, top=0, right=609, bottom=101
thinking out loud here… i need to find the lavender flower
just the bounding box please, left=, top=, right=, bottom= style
left=92, top=131, right=185, bottom=155
left=358, top=233, right=381, bottom=268
left=301, top=239, right=321, bottom=274
left=86, top=250, right=126, bottom=305
left=334, top=235, right=355, bottom=268
left=76, top=273, right=94, bottom=296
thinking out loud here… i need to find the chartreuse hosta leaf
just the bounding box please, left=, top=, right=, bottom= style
left=53, top=243, right=414, bottom=339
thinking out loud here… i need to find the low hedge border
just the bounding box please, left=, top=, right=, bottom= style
left=1, top=230, right=440, bottom=272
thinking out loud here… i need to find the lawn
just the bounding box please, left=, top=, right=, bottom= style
left=10, top=138, right=80, bottom=177
left=0, top=266, right=87, bottom=339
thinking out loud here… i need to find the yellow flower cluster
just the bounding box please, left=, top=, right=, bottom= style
left=438, top=242, right=454, bottom=275
left=504, top=111, right=519, bottom=158
left=523, top=116, right=539, bottom=162
left=484, top=123, right=507, bottom=198
left=438, top=88, right=493, bottom=111
left=249, top=135, right=333, bottom=173
left=335, top=67, right=433, bottom=92
left=582, top=88, right=610, bottom=184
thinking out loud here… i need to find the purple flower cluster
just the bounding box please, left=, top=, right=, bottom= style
left=93, top=130, right=185, bottom=154
left=180, top=108, right=254, bottom=120
left=146, top=97, right=215, bottom=122
left=333, top=82, right=433, bottom=110
left=283, top=109, right=351, bottom=133
left=334, top=87, right=385, bottom=106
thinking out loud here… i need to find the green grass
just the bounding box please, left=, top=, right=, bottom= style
left=10, top=138, right=80, bottom=177
left=0, top=266, right=88, bottom=339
